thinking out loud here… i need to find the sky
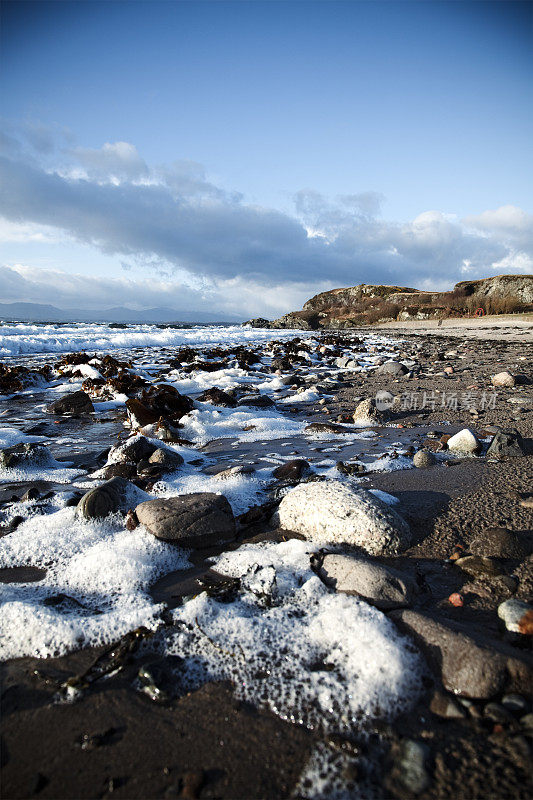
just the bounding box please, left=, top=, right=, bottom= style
left=0, top=0, right=532, bottom=320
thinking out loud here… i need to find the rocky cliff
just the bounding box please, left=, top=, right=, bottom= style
left=244, top=275, right=533, bottom=329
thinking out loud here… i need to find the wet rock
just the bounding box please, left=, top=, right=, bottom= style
left=486, top=429, right=529, bottom=458
left=470, top=527, right=532, bottom=559
left=148, top=448, right=184, bottom=471
left=318, top=554, right=418, bottom=609
left=137, top=656, right=183, bottom=703
left=484, top=702, right=516, bottom=726
left=197, top=387, right=237, bottom=407
left=454, top=555, right=505, bottom=579
left=152, top=418, right=186, bottom=443
left=304, top=422, right=350, bottom=434
left=109, top=436, right=158, bottom=464
left=101, top=462, right=138, bottom=480
left=237, top=394, right=275, bottom=408
left=352, top=398, right=388, bottom=425
left=0, top=443, right=54, bottom=470
left=135, top=493, right=236, bottom=547
left=272, top=480, right=411, bottom=555
left=126, top=385, right=193, bottom=428
left=498, top=599, right=533, bottom=635
left=492, top=371, right=516, bottom=387
left=272, top=459, right=311, bottom=481
left=446, top=428, right=481, bottom=454
left=47, top=390, right=94, bottom=415
left=77, top=477, right=139, bottom=520
left=413, top=450, right=436, bottom=468
left=21, top=486, right=41, bottom=501
left=390, top=609, right=532, bottom=699
left=375, top=360, right=409, bottom=377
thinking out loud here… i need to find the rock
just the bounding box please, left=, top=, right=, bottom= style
left=520, top=713, right=533, bottom=731
left=446, top=428, right=480, bottom=454
left=390, top=609, right=532, bottom=699
left=375, top=360, right=409, bottom=377
left=272, top=480, right=411, bottom=555
left=0, top=443, right=54, bottom=469
left=109, top=436, right=158, bottom=464
left=352, top=398, right=387, bottom=425
left=470, top=527, right=532, bottom=559
left=483, top=702, right=516, bottom=726
left=413, top=450, right=436, bottom=468
left=272, top=459, right=311, bottom=481
left=152, top=418, right=186, bottom=443
left=101, top=463, right=138, bottom=480
left=135, top=494, right=236, bottom=547
left=393, top=739, right=431, bottom=795
left=498, top=599, right=533, bottom=635
left=501, top=694, right=530, bottom=715
left=304, top=422, right=350, bottom=434
left=242, top=317, right=271, bottom=328
left=237, top=394, right=274, bottom=408
left=148, top=448, right=184, bottom=470
left=197, top=387, right=237, bottom=407
left=47, top=390, right=94, bottom=415
left=126, top=385, right=193, bottom=428
left=486, top=429, right=529, bottom=458
left=318, top=554, right=417, bottom=609
left=212, top=465, right=255, bottom=480
left=492, top=371, right=516, bottom=387
left=77, top=477, right=138, bottom=519
left=429, top=690, right=466, bottom=719
left=454, top=555, right=505, bottom=579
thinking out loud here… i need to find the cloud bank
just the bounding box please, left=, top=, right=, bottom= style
left=0, top=127, right=531, bottom=316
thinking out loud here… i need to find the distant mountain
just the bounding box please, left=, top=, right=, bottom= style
left=0, top=302, right=242, bottom=324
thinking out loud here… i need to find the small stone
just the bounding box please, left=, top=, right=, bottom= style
left=272, top=459, right=311, bottom=481
left=446, top=428, right=480, bottom=455
left=484, top=702, right=516, bottom=726
left=212, top=465, right=255, bottom=480
left=498, top=599, right=533, bottom=635
left=501, top=694, right=530, bottom=715
left=429, top=690, right=466, bottom=719
left=520, top=713, right=533, bottom=731
left=395, top=739, right=431, bottom=795
left=413, top=450, right=436, bottom=468
left=109, top=436, right=157, bottom=464
left=135, top=493, right=236, bottom=548
left=375, top=360, right=408, bottom=377
left=492, top=371, right=516, bottom=387
left=455, top=555, right=505, bottom=579
left=448, top=592, right=464, bottom=607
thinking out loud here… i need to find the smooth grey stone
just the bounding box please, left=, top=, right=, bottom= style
left=136, top=493, right=236, bottom=548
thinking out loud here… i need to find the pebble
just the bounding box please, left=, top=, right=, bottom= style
left=446, top=428, right=481, bottom=454
left=501, top=694, right=530, bottom=715
left=135, top=493, right=236, bottom=547
left=491, top=371, right=516, bottom=387
left=413, top=449, right=436, bottom=468
left=498, top=599, right=533, bottom=635
left=318, top=553, right=418, bottom=609
left=395, top=739, right=431, bottom=795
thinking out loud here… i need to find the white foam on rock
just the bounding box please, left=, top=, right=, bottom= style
left=0, top=507, right=189, bottom=659
left=0, top=427, right=44, bottom=448
left=166, top=539, right=423, bottom=733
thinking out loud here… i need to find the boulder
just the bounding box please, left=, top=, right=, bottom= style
left=446, top=428, right=480, bottom=455
left=0, top=443, right=55, bottom=470
left=47, top=390, right=94, bottom=415
left=319, top=554, right=417, bottom=609
left=108, top=435, right=158, bottom=464
left=272, top=459, right=311, bottom=481
left=390, top=609, right=532, bottom=699
left=77, top=477, right=138, bottom=520
left=135, top=493, right=236, bottom=547
left=375, top=360, right=409, bottom=377
left=272, top=480, right=411, bottom=555
left=486, top=429, right=529, bottom=458
left=492, top=371, right=516, bottom=387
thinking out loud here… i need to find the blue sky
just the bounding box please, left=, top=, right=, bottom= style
left=1, top=0, right=532, bottom=318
